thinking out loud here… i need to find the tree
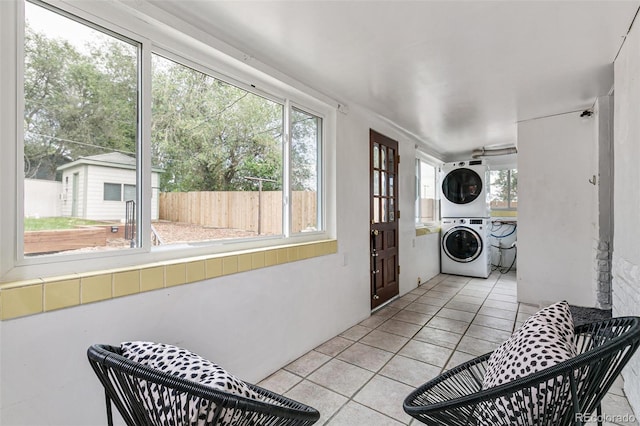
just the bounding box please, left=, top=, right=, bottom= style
left=151, top=55, right=284, bottom=192
left=23, top=25, right=138, bottom=180
left=491, top=169, right=517, bottom=207
left=24, top=23, right=320, bottom=194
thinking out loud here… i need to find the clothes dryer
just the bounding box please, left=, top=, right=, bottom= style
left=441, top=218, right=491, bottom=278
left=440, top=160, right=490, bottom=218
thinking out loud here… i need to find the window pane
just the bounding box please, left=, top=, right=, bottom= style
left=152, top=54, right=283, bottom=244
left=418, top=160, right=436, bottom=223
left=490, top=170, right=510, bottom=209
left=104, top=183, right=122, bottom=201
left=291, top=108, right=321, bottom=233
left=509, top=169, right=518, bottom=208
left=23, top=2, right=139, bottom=256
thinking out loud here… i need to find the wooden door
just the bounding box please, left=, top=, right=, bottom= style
left=370, top=129, right=399, bottom=310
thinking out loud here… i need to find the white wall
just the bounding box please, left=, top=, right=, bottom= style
left=613, top=15, right=640, bottom=415
left=517, top=111, right=598, bottom=307
left=0, top=105, right=441, bottom=425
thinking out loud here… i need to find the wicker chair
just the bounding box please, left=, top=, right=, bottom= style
left=87, top=344, right=320, bottom=426
left=403, top=317, right=640, bottom=426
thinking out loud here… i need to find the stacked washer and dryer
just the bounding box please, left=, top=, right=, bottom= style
left=440, top=160, right=492, bottom=278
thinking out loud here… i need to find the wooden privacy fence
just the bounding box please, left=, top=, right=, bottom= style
left=159, top=191, right=317, bottom=235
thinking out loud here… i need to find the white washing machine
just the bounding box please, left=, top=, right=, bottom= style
left=440, top=160, right=490, bottom=218
left=441, top=218, right=491, bottom=278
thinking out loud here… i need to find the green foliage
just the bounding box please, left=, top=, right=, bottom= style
left=24, top=21, right=319, bottom=193
left=491, top=169, right=517, bottom=207
left=24, top=217, right=105, bottom=231
left=23, top=26, right=137, bottom=180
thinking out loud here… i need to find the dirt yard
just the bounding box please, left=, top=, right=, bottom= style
left=150, top=221, right=258, bottom=244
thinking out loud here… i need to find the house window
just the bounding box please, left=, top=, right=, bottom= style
left=23, top=0, right=140, bottom=256
left=7, top=0, right=330, bottom=279
left=489, top=169, right=518, bottom=210
left=104, top=183, right=122, bottom=201
left=123, top=184, right=136, bottom=202
left=416, top=158, right=439, bottom=224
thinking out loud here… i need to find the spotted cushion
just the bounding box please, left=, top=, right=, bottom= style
left=478, top=301, right=576, bottom=424
left=121, top=341, right=260, bottom=425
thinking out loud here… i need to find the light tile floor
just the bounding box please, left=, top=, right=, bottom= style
left=258, top=272, right=638, bottom=425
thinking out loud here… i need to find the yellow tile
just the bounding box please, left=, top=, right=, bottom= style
left=81, top=274, right=112, bottom=304
left=237, top=254, right=252, bottom=272
left=206, top=258, right=223, bottom=278
left=251, top=251, right=265, bottom=269
left=264, top=249, right=278, bottom=267
left=44, top=279, right=80, bottom=311
left=287, top=246, right=300, bottom=262
left=300, top=244, right=314, bottom=259
left=140, top=267, right=164, bottom=292
left=327, top=240, right=338, bottom=254
left=166, top=264, right=186, bottom=287
left=276, top=248, right=289, bottom=264
left=186, top=261, right=205, bottom=283
left=222, top=256, right=238, bottom=275
left=113, top=270, right=140, bottom=297
left=1, top=285, right=43, bottom=319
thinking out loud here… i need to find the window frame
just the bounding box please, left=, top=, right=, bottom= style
left=489, top=168, right=518, bottom=211
left=415, top=154, right=440, bottom=227
left=1, top=0, right=335, bottom=282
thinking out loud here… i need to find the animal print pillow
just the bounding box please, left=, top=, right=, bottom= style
left=121, top=341, right=261, bottom=425
left=478, top=301, right=576, bottom=424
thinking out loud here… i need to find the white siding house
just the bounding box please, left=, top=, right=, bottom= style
left=57, top=152, right=162, bottom=221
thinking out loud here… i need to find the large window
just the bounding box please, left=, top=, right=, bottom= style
left=23, top=1, right=139, bottom=256
left=9, top=0, right=329, bottom=278
left=415, top=158, right=439, bottom=224
left=489, top=169, right=518, bottom=210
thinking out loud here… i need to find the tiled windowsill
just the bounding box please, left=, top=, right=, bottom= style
left=415, top=226, right=440, bottom=237
left=0, top=239, right=338, bottom=321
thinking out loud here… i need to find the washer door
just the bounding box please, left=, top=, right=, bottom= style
left=442, top=168, right=483, bottom=205
left=442, top=226, right=482, bottom=263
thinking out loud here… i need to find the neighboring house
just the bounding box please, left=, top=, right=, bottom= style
left=56, top=152, right=162, bottom=221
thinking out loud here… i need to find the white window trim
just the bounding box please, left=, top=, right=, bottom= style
left=415, top=152, right=441, bottom=227
left=0, top=0, right=337, bottom=282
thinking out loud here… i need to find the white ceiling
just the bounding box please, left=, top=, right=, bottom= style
left=149, top=0, right=639, bottom=160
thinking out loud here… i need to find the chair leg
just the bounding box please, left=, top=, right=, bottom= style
left=570, top=375, right=584, bottom=426
left=105, top=391, right=113, bottom=426
left=597, top=403, right=603, bottom=426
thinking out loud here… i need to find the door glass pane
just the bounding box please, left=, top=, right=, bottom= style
left=389, top=199, right=395, bottom=221
left=381, top=172, right=387, bottom=196
left=373, top=197, right=380, bottom=223
left=291, top=107, right=321, bottom=233
left=389, top=175, right=394, bottom=197
left=373, top=170, right=379, bottom=195
left=381, top=146, right=386, bottom=170
left=23, top=2, right=139, bottom=256
left=373, top=144, right=379, bottom=169
left=388, top=148, right=395, bottom=173
left=382, top=198, right=388, bottom=222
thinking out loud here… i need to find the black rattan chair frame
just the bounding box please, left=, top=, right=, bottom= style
left=403, top=316, right=640, bottom=426
left=87, top=344, right=320, bottom=426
